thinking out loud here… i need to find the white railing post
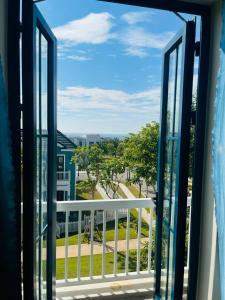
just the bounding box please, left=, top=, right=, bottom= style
left=125, top=208, right=130, bottom=275
left=77, top=210, right=81, bottom=280
left=102, top=210, right=106, bottom=277
left=90, top=209, right=94, bottom=278
left=114, top=209, right=118, bottom=275
left=148, top=207, right=154, bottom=273
left=65, top=209, right=69, bottom=281
left=137, top=208, right=142, bottom=274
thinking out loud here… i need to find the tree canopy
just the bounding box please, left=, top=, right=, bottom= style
left=72, top=122, right=159, bottom=199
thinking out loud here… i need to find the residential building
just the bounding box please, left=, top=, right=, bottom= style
left=57, top=130, right=76, bottom=201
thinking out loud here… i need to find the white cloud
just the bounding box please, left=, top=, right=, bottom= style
left=125, top=47, right=148, bottom=58
left=67, top=55, right=92, bottom=61
left=120, top=27, right=174, bottom=50
left=118, top=27, right=174, bottom=57
left=58, top=85, right=160, bottom=116
left=53, top=12, right=174, bottom=60
left=53, top=12, right=115, bottom=45
left=121, top=11, right=153, bottom=25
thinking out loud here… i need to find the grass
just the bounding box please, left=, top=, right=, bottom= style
left=76, top=181, right=102, bottom=200
left=53, top=249, right=151, bottom=280
left=55, top=209, right=149, bottom=247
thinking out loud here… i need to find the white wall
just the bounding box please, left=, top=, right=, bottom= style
left=0, top=0, right=7, bottom=80
left=196, top=0, right=222, bottom=299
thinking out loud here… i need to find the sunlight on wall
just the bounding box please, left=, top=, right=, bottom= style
left=212, top=1, right=225, bottom=299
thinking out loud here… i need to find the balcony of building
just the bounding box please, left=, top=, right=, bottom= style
left=49, top=198, right=191, bottom=300
left=57, top=171, right=71, bottom=190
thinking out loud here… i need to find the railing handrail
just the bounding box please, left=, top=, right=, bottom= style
left=57, top=198, right=155, bottom=212
left=56, top=196, right=192, bottom=212
left=20, top=197, right=192, bottom=213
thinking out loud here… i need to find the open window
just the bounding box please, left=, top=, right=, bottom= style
left=155, top=21, right=196, bottom=299
left=22, top=4, right=57, bottom=299
left=20, top=0, right=210, bottom=299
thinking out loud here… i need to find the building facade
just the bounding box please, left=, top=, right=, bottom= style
left=57, top=131, right=76, bottom=200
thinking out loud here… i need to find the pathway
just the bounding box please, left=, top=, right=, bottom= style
left=118, top=182, right=152, bottom=225
left=54, top=237, right=149, bottom=259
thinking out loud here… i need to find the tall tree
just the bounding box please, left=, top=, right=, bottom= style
left=123, top=122, right=159, bottom=197
left=99, top=156, right=125, bottom=199
left=72, top=145, right=103, bottom=199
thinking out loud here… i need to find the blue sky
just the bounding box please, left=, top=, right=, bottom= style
left=38, top=0, right=189, bottom=135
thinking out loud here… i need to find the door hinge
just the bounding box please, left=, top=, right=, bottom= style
left=195, top=41, right=200, bottom=57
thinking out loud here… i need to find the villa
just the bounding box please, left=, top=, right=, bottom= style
left=57, top=130, right=76, bottom=201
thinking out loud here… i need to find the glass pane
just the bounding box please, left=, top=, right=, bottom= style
left=163, top=139, right=172, bottom=221
left=170, top=140, right=177, bottom=231
left=41, top=34, right=48, bottom=133
left=36, top=240, right=40, bottom=299
left=174, top=44, right=183, bottom=134
left=42, top=233, right=47, bottom=300
left=36, top=28, right=49, bottom=300
left=161, top=45, right=181, bottom=300
left=42, top=137, right=48, bottom=229
left=167, top=50, right=176, bottom=136
left=167, top=229, right=175, bottom=299
left=161, top=222, right=169, bottom=298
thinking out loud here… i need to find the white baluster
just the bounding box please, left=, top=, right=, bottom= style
left=114, top=209, right=118, bottom=276
left=102, top=210, right=106, bottom=277
left=77, top=210, right=81, bottom=280
left=125, top=208, right=130, bottom=275
left=137, top=208, right=142, bottom=274
left=65, top=210, right=69, bottom=281
left=148, top=207, right=154, bottom=273
left=90, top=210, right=94, bottom=278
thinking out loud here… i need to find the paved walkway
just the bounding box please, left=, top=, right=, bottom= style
left=54, top=237, right=149, bottom=259
left=96, top=183, right=111, bottom=199
left=118, top=183, right=152, bottom=225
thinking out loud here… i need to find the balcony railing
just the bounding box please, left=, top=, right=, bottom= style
left=57, top=171, right=70, bottom=181
left=55, top=198, right=191, bottom=299
left=57, top=199, right=155, bottom=284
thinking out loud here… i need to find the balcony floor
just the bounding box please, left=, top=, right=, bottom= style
left=56, top=277, right=154, bottom=300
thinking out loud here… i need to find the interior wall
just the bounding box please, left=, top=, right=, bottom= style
left=0, top=0, right=7, bottom=81
left=196, top=0, right=222, bottom=299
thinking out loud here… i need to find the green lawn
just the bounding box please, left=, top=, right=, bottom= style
left=76, top=182, right=102, bottom=200
left=55, top=209, right=149, bottom=247
left=53, top=250, right=150, bottom=280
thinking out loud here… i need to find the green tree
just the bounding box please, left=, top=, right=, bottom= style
left=72, top=145, right=103, bottom=199
left=99, top=138, right=121, bottom=156
left=123, top=122, right=159, bottom=197
left=99, top=156, right=125, bottom=199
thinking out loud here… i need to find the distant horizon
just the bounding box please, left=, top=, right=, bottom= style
left=64, top=132, right=130, bottom=137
